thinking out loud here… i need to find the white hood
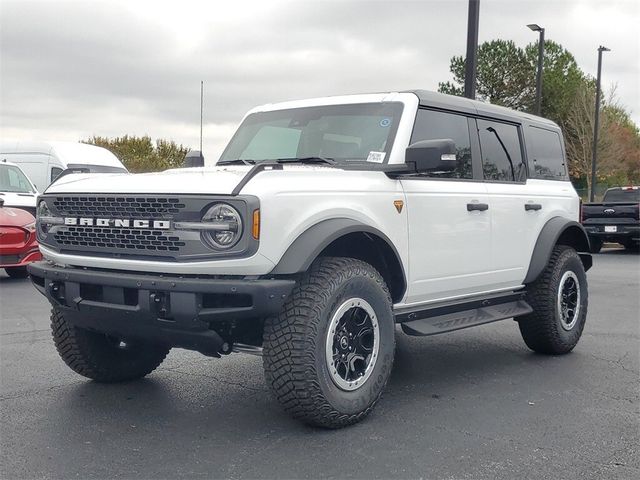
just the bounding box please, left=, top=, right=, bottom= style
left=44, top=166, right=254, bottom=195
left=0, top=191, right=37, bottom=208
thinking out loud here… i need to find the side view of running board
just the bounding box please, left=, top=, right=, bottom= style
left=395, top=292, right=532, bottom=337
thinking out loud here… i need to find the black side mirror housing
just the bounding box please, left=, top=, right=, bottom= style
left=405, top=139, right=457, bottom=174
left=184, top=151, right=205, bottom=168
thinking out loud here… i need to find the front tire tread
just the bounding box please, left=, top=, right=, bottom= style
left=263, top=257, right=393, bottom=428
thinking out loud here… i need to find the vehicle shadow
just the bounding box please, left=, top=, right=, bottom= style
left=598, top=247, right=639, bottom=256
left=0, top=274, right=31, bottom=283
left=47, top=325, right=554, bottom=438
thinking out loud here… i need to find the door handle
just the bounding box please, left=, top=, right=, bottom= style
left=467, top=203, right=489, bottom=212
left=525, top=203, right=542, bottom=211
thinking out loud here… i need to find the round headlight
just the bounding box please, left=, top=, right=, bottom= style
left=37, top=200, right=51, bottom=235
left=201, top=203, right=243, bottom=249
left=37, top=200, right=51, bottom=217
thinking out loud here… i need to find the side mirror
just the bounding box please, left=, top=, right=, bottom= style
left=184, top=150, right=205, bottom=168
left=405, top=139, right=457, bottom=174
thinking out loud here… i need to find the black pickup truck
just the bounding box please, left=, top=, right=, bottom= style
left=582, top=186, right=640, bottom=252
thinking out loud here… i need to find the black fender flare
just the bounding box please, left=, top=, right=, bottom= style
left=524, top=217, right=593, bottom=284
left=270, top=217, right=406, bottom=283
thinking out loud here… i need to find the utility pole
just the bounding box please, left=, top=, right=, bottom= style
left=464, top=0, right=480, bottom=99
left=199, top=80, right=204, bottom=153
left=527, top=24, right=545, bottom=115
left=590, top=46, right=610, bottom=202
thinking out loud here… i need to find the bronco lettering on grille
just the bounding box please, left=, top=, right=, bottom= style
left=62, top=218, right=171, bottom=230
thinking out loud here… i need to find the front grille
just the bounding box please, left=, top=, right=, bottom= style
left=52, top=196, right=186, bottom=219
left=54, top=226, right=186, bottom=252
left=39, top=194, right=257, bottom=261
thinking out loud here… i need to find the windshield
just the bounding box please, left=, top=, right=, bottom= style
left=603, top=188, right=640, bottom=202
left=0, top=164, right=35, bottom=193
left=219, top=103, right=404, bottom=165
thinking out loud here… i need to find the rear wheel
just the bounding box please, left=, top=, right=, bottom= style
left=263, top=257, right=395, bottom=428
left=4, top=266, right=29, bottom=278
left=588, top=237, right=603, bottom=253
left=518, top=245, right=588, bottom=355
left=51, top=308, right=170, bottom=382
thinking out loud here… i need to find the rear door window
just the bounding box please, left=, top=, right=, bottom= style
left=477, top=120, right=526, bottom=182
left=527, top=126, right=567, bottom=180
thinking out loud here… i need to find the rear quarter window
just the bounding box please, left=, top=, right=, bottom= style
left=527, top=126, right=567, bottom=180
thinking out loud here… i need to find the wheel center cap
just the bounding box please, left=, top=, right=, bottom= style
left=339, top=336, right=349, bottom=349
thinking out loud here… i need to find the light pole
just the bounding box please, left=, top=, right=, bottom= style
left=200, top=80, right=204, bottom=154
left=527, top=24, right=545, bottom=115
left=464, top=0, right=480, bottom=99
left=590, top=45, right=611, bottom=202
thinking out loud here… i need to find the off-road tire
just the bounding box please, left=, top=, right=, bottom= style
left=263, top=257, right=395, bottom=428
left=518, top=245, right=588, bottom=355
left=51, top=308, right=170, bottom=382
left=4, top=266, right=29, bottom=278
left=588, top=237, right=603, bottom=253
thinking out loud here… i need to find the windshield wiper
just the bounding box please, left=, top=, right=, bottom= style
left=276, top=156, right=337, bottom=165
left=217, top=159, right=256, bottom=166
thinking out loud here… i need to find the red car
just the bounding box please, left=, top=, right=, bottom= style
left=0, top=198, right=41, bottom=278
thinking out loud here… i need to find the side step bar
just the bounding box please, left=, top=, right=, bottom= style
left=395, top=292, right=532, bottom=337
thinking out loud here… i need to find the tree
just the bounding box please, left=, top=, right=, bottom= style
left=82, top=135, right=190, bottom=173
left=438, top=39, right=534, bottom=111
left=565, top=85, right=640, bottom=198
left=524, top=41, right=586, bottom=126
left=439, top=39, right=585, bottom=122
left=565, top=84, right=598, bottom=193
left=598, top=92, right=640, bottom=185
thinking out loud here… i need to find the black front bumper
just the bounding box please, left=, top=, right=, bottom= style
left=28, top=261, right=295, bottom=356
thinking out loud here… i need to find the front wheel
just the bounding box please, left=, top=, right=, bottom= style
left=4, top=266, right=29, bottom=278
left=518, top=245, right=588, bottom=355
left=51, top=308, right=170, bottom=382
left=263, top=257, right=395, bottom=428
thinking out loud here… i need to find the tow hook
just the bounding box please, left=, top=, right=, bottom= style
left=150, top=292, right=171, bottom=319
left=47, top=281, right=65, bottom=305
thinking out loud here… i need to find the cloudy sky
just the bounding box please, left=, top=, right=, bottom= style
left=1, top=0, right=638, bottom=164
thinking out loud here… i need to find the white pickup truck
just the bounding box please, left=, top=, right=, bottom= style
left=29, top=90, right=592, bottom=428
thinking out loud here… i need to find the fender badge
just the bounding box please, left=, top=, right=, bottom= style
left=393, top=200, right=404, bottom=213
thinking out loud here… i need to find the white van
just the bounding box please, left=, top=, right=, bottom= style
left=0, top=141, right=128, bottom=192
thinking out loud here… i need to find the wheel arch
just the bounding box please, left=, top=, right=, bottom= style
left=524, top=217, right=593, bottom=284
left=270, top=218, right=407, bottom=303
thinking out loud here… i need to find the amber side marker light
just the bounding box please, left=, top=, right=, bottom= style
left=252, top=209, right=260, bottom=239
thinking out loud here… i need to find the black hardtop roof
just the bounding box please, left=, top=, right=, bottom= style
left=406, top=89, right=559, bottom=130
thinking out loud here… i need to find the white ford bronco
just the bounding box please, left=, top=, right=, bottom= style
left=30, top=91, right=592, bottom=428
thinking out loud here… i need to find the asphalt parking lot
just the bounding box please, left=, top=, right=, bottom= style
left=1, top=248, right=638, bottom=480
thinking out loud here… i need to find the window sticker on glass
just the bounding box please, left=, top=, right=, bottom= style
left=366, top=151, right=386, bottom=163
left=379, top=118, right=391, bottom=127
